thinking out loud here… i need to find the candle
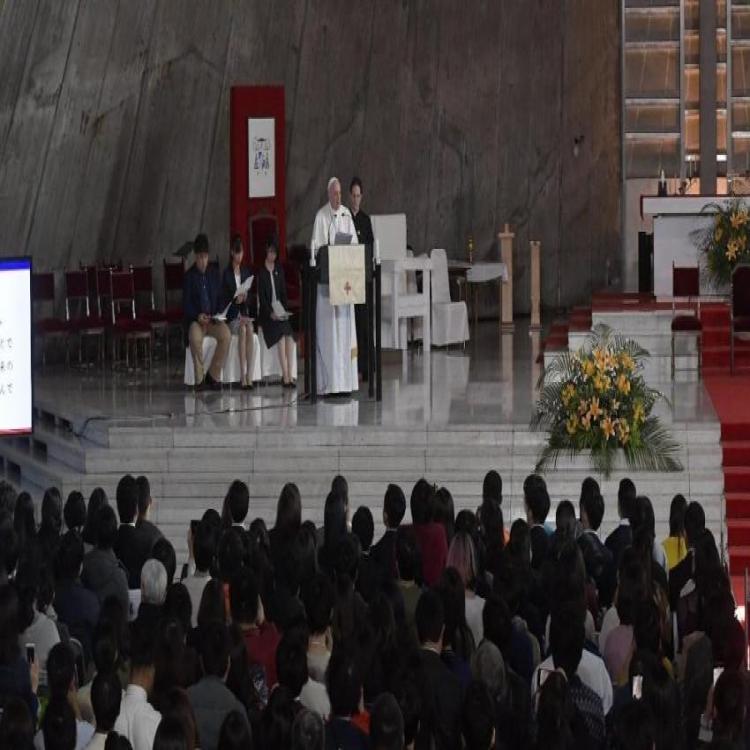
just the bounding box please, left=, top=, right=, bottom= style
left=310, top=240, right=316, bottom=268
left=374, top=238, right=381, bottom=265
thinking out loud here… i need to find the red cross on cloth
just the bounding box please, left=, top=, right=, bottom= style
left=344, top=281, right=352, bottom=295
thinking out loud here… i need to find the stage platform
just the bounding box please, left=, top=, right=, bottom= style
left=0, top=320, right=725, bottom=561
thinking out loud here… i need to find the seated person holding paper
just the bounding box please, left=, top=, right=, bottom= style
left=257, top=238, right=296, bottom=388
left=183, top=233, right=230, bottom=391
left=221, top=235, right=255, bottom=390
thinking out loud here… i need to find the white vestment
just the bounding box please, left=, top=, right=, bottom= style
left=311, top=203, right=359, bottom=395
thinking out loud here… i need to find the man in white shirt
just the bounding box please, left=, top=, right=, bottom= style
left=114, top=623, right=161, bottom=750
left=83, top=672, right=122, bottom=750
left=311, top=176, right=360, bottom=396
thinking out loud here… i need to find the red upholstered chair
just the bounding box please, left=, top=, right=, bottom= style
left=671, top=264, right=702, bottom=378
left=31, top=272, right=68, bottom=366
left=131, top=264, right=169, bottom=355
left=107, top=269, right=152, bottom=369
left=731, top=264, right=750, bottom=374
left=248, top=214, right=280, bottom=268
left=64, top=270, right=106, bottom=365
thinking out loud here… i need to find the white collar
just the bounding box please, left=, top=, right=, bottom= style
left=125, top=684, right=148, bottom=701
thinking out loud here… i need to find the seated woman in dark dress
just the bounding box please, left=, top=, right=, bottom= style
left=221, top=236, right=255, bottom=389
left=257, top=239, right=295, bottom=387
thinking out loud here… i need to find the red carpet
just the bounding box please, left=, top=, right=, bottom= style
left=704, top=370, right=750, bottom=576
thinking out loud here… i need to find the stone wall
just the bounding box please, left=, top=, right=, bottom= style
left=0, top=0, right=620, bottom=312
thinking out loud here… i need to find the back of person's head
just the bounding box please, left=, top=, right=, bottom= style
left=0, top=582, right=20, bottom=662
left=229, top=568, right=260, bottom=625
left=83, top=488, right=108, bottom=546
left=446, top=531, right=478, bottom=589
left=580, top=479, right=605, bottom=531
left=410, top=478, right=434, bottom=525
left=115, top=475, right=138, bottom=524
left=685, top=500, right=707, bottom=546
left=199, top=620, right=230, bottom=678
left=549, top=601, right=585, bottom=679
left=633, top=598, right=661, bottom=655
left=523, top=474, right=550, bottom=523
left=395, top=528, right=420, bottom=582
left=13, top=492, right=36, bottom=545
left=290, top=708, right=323, bottom=750
left=615, top=548, right=648, bottom=625
left=617, top=478, right=637, bottom=520
left=631, top=495, right=656, bottom=541
left=370, top=692, right=404, bottom=750
left=96, top=505, right=119, bottom=550
left=275, top=483, right=302, bottom=536
left=668, top=494, right=688, bottom=537
left=535, top=671, right=576, bottom=749
left=384, top=484, right=406, bottom=528
left=261, top=685, right=297, bottom=749
left=64, top=491, right=86, bottom=532
left=323, top=491, right=347, bottom=551
left=135, top=476, right=151, bottom=518
left=433, top=488, right=455, bottom=538
left=47, top=642, right=75, bottom=699
left=415, top=588, right=444, bottom=645
left=99, top=596, right=129, bottom=664
left=193, top=519, right=217, bottom=573
left=158, top=687, right=198, bottom=750
left=224, top=480, right=250, bottom=526
left=326, top=648, right=362, bottom=718
left=197, top=579, right=226, bottom=629
left=141, top=559, right=168, bottom=605
left=331, top=475, right=349, bottom=507
left=92, top=620, right=119, bottom=677
left=0, top=696, right=34, bottom=750
left=163, top=583, right=192, bottom=636
left=507, top=518, right=531, bottom=565
left=151, top=538, right=177, bottom=584
left=104, top=732, right=133, bottom=750
left=478, top=500, right=504, bottom=552
left=217, top=528, right=245, bottom=582
left=41, top=487, right=63, bottom=535
left=55, top=530, right=84, bottom=580
left=461, top=680, right=495, bottom=750
left=42, top=697, right=76, bottom=750
left=630, top=651, right=680, bottom=748
left=713, top=669, right=745, bottom=742
left=470, top=639, right=507, bottom=699
left=352, top=506, right=374, bottom=552
left=91, top=671, right=122, bottom=733
left=481, top=593, right=512, bottom=653
left=611, top=698, right=656, bottom=750
left=555, top=500, right=577, bottom=538
left=218, top=709, right=253, bottom=750
left=153, top=715, right=189, bottom=750
left=302, top=573, right=334, bottom=634
left=273, top=631, right=306, bottom=699
left=482, top=470, right=502, bottom=506
left=334, top=532, right=361, bottom=584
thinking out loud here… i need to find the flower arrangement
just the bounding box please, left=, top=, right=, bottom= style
left=693, top=197, right=750, bottom=287
left=531, top=325, right=683, bottom=478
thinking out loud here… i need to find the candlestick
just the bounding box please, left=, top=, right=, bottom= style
left=310, top=240, right=316, bottom=268
left=374, top=238, right=381, bottom=265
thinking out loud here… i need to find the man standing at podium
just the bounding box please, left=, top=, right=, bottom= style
left=311, top=177, right=359, bottom=396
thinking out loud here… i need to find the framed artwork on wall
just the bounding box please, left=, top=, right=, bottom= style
left=247, top=117, right=275, bottom=198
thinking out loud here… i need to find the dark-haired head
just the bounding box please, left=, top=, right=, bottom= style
left=42, top=697, right=76, bottom=750
left=91, top=671, right=122, bottom=733
left=685, top=501, right=706, bottom=547
left=64, top=491, right=86, bottom=532
left=275, top=483, right=301, bottom=538
left=396, top=528, right=421, bottom=583
left=223, top=481, right=249, bottom=527
left=462, top=681, right=495, bottom=750
left=96, top=505, right=119, bottom=550
left=116, top=476, right=138, bottom=525
left=351, top=506, right=374, bottom=552
left=579, top=478, right=605, bottom=532
left=276, top=630, right=308, bottom=699
left=0, top=696, right=34, bottom=750
left=410, top=479, right=434, bottom=525
left=199, top=620, right=230, bottom=678
left=83, top=488, right=108, bottom=546
left=384, top=484, right=406, bottom=529
left=197, top=579, right=226, bottom=629
left=14, top=492, right=36, bottom=547
left=55, top=530, right=84, bottom=581
left=482, top=470, right=503, bottom=506
left=415, top=588, right=444, bottom=646
left=152, top=538, right=177, bottom=585
left=193, top=520, right=217, bottom=574
left=218, top=709, right=253, bottom=750
left=153, top=715, right=190, bottom=750
left=611, top=698, right=656, bottom=750
left=290, top=708, right=323, bottom=750
left=617, top=478, right=636, bottom=521
left=217, top=528, right=245, bottom=583
left=433, top=488, right=455, bottom=542
left=158, top=687, right=198, bottom=750
left=194, top=234, right=209, bottom=254
left=555, top=500, right=577, bottom=540
left=135, top=476, right=152, bottom=519
left=326, top=649, right=362, bottom=718
left=230, top=569, right=261, bottom=626
left=47, top=642, right=76, bottom=699
left=523, top=474, right=550, bottom=524
left=40, top=487, right=63, bottom=537
left=164, top=583, right=192, bottom=637
left=323, top=491, right=347, bottom=553
left=668, top=494, right=687, bottom=538
left=370, top=692, right=404, bottom=750
left=302, top=573, right=334, bottom=635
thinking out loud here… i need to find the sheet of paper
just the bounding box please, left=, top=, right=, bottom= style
left=272, top=300, right=290, bottom=319
left=235, top=275, right=253, bottom=298
left=334, top=231, right=352, bottom=245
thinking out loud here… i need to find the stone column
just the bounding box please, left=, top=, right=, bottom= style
left=699, top=0, right=717, bottom=194
left=498, top=223, right=514, bottom=331
left=530, top=240, right=542, bottom=330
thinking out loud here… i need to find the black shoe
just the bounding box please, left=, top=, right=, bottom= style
left=242, top=382, right=255, bottom=391
left=205, top=373, right=222, bottom=391
left=194, top=380, right=206, bottom=393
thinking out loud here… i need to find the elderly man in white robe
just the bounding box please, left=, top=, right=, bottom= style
left=311, top=177, right=360, bottom=396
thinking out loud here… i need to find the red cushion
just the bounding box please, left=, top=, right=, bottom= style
left=110, top=317, right=151, bottom=334
left=671, top=315, right=702, bottom=332
left=140, top=310, right=168, bottom=324
left=36, top=318, right=69, bottom=334
left=164, top=308, right=183, bottom=324
left=733, top=315, right=750, bottom=333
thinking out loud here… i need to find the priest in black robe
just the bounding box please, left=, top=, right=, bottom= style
left=349, top=176, right=374, bottom=381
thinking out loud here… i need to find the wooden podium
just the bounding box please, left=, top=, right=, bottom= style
left=302, top=245, right=382, bottom=402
